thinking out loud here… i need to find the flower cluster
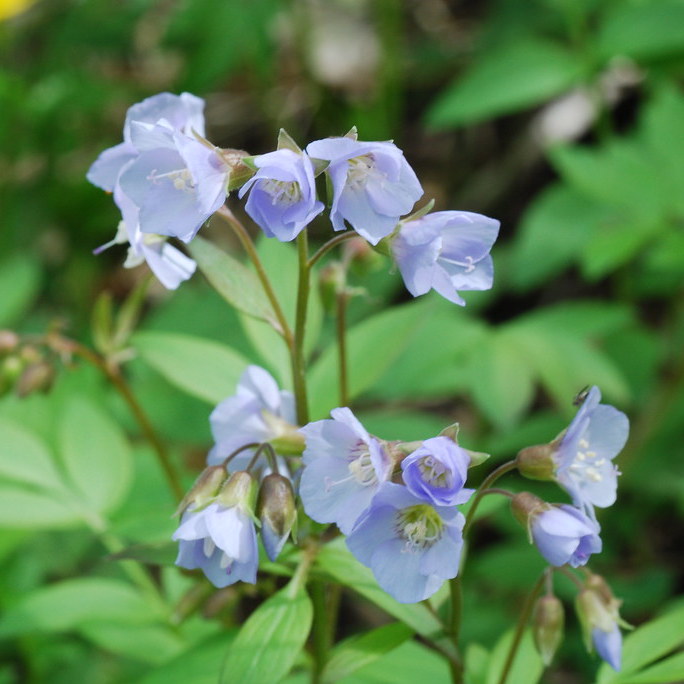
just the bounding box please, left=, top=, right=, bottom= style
left=88, top=92, right=499, bottom=306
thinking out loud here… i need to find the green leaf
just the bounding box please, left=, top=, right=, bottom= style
left=485, top=629, right=543, bottom=684
left=58, top=397, right=132, bottom=514
left=188, top=236, right=277, bottom=327
left=107, top=541, right=178, bottom=567
left=221, top=579, right=313, bottom=684
left=316, top=539, right=444, bottom=643
left=426, top=40, right=582, bottom=129
left=323, top=623, right=413, bottom=683
left=508, top=185, right=607, bottom=290
left=0, top=484, right=80, bottom=529
left=139, top=632, right=235, bottom=684
left=597, top=604, right=684, bottom=682
left=464, top=643, right=489, bottom=684
left=0, top=255, right=41, bottom=327
left=309, top=301, right=428, bottom=418
left=0, top=578, right=162, bottom=637
left=132, top=331, right=250, bottom=404
left=0, top=417, right=63, bottom=491
left=598, top=1, right=684, bottom=62
left=468, top=329, right=536, bottom=430
left=612, top=652, right=684, bottom=684
left=79, top=621, right=185, bottom=665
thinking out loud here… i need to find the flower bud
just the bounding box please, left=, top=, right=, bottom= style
left=0, top=330, right=20, bottom=354
left=257, top=473, right=297, bottom=561
left=510, top=492, right=547, bottom=534
left=1, top=355, right=25, bottom=386
left=516, top=444, right=555, bottom=480
left=15, top=361, right=55, bottom=398
left=533, top=595, right=564, bottom=666
left=318, top=262, right=347, bottom=313
left=174, top=465, right=227, bottom=517
left=343, top=236, right=384, bottom=275
left=217, top=470, right=258, bottom=513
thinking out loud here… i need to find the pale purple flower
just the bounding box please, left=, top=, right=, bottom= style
left=118, top=122, right=228, bottom=242
left=392, top=211, right=499, bottom=305
left=94, top=185, right=196, bottom=289
left=173, top=501, right=258, bottom=587
left=87, top=92, right=205, bottom=194
left=207, top=366, right=296, bottom=469
left=306, top=136, right=423, bottom=245
left=400, top=436, right=474, bottom=507
left=593, top=626, right=622, bottom=671
left=346, top=482, right=465, bottom=603
left=238, top=149, right=324, bottom=241
left=299, top=407, right=392, bottom=534
left=552, top=386, right=629, bottom=516
left=531, top=504, right=602, bottom=568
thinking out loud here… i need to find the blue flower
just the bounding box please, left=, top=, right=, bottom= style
left=173, top=500, right=258, bottom=587
left=552, top=386, right=629, bottom=516
left=207, top=366, right=297, bottom=469
left=346, top=482, right=465, bottom=603
left=392, top=211, right=499, bottom=305
left=530, top=504, right=602, bottom=568
left=117, top=122, right=229, bottom=243
left=299, top=408, right=392, bottom=534
left=400, top=436, right=474, bottom=507
left=87, top=92, right=205, bottom=194
left=238, top=149, right=324, bottom=241
left=593, top=626, right=622, bottom=672
left=306, top=135, right=423, bottom=245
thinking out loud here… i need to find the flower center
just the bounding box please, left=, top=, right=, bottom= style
left=395, top=504, right=444, bottom=551
left=148, top=168, right=195, bottom=192
left=439, top=254, right=476, bottom=273
left=346, top=154, right=376, bottom=188
left=323, top=441, right=378, bottom=492
left=569, top=437, right=607, bottom=483
left=417, top=455, right=453, bottom=489
left=260, top=179, right=302, bottom=206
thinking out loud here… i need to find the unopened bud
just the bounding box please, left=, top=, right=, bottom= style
left=516, top=444, right=556, bottom=480
left=318, top=262, right=346, bottom=313
left=1, top=355, right=25, bottom=386
left=174, top=465, right=227, bottom=517
left=257, top=473, right=297, bottom=561
left=533, top=595, right=564, bottom=666
left=0, top=330, right=19, bottom=354
left=15, top=361, right=55, bottom=398
left=217, top=470, right=258, bottom=513
left=343, top=236, right=383, bottom=275
left=19, top=345, right=41, bottom=364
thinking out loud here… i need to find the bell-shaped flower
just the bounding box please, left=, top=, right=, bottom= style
left=392, top=211, right=499, bottom=306
left=551, top=386, right=629, bottom=516
left=299, top=407, right=392, bottom=534
left=346, top=482, right=465, bottom=603
left=238, top=149, right=324, bottom=241
left=87, top=91, right=205, bottom=194
left=207, top=366, right=298, bottom=469
left=400, top=436, right=474, bottom=507
left=256, top=473, right=297, bottom=561
left=118, top=122, right=229, bottom=243
left=306, top=135, right=423, bottom=245
left=94, top=186, right=196, bottom=289
left=173, top=471, right=259, bottom=587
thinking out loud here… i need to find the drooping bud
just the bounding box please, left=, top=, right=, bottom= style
left=217, top=470, right=258, bottom=514
left=256, top=473, right=297, bottom=561
left=318, top=261, right=347, bottom=313
left=533, top=594, right=564, bottom=666
left=15, top=361, right=55, bottom=398
left=174, top=465, right=227, bottom=518
left=0, top=330, right=20, bottom=354
left=516, top=444, right=555, bottom=480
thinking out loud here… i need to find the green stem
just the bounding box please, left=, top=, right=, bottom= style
left=447, top=576, right=464, bottom=683
left=310, top=580, right=329, bottom=684
left=497, top=572, right=546, bottom=684
left=463, top=461, right=517, bottom=535
left=217, top=206, right=295, bottom=348
left=293, top=231, right=311, bottom=424
left=51, top=336, right=184, bottom=501
left=307, top=232, right=356, bottom=268
left=336, top=291, right=349, bottom=407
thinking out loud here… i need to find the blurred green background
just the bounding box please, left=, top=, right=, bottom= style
left=1, top=0, right=684, bottom=682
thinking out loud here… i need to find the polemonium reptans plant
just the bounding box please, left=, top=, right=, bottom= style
left=79, top=92, right=634, bottom=682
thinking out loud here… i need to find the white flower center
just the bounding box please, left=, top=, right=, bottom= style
left=569, top=437, right=607, bottom=483
left=417, top=455, right=452, bottom=489
left=346, top=154, right=376, bottom=188
left=148, top=168, right=195, bottom=192
left=324, top=441, right=377, bottom=491
left=260, top=179, right=302, bottom=206
left=395, top=504, right=443, bottom=552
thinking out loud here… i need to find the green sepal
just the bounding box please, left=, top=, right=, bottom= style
left=310, top=157, right=329, bottom=177
left=277, top=128, right=302, bottom=153
left=401, top=198, right=436, bottom=224
left=344, top=126, right=358, bottom=141
left=240, top=156, right=258, bottom=171
left=466, top=449, right=491, bottom=467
